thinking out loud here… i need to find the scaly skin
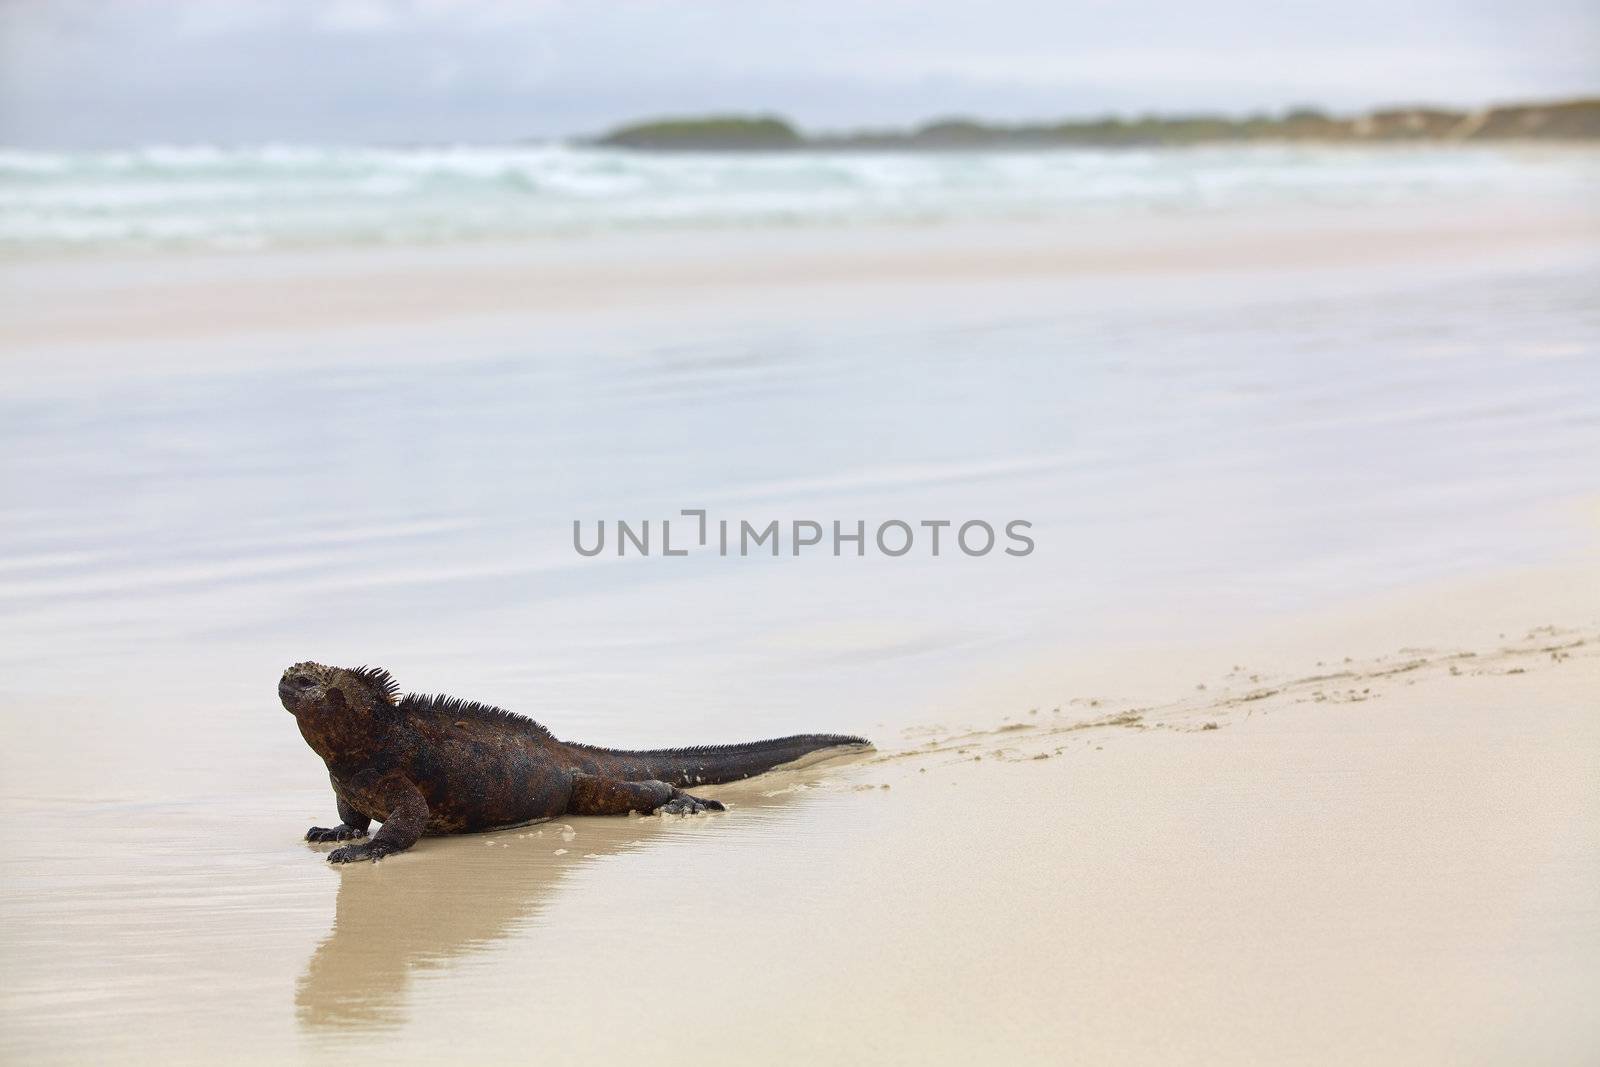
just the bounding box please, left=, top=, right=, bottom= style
left=279, top=662, right=871, bottom=863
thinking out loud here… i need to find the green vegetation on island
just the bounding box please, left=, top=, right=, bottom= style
left=590, top=98, right=1600, bottom=150
left=593, top=115, right=803, bottom=150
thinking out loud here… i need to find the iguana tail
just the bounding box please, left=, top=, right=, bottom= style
left=568, top=733, right=872, bottom=787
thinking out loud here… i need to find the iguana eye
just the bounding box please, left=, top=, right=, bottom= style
left=295, top=676, right=318, bottom=690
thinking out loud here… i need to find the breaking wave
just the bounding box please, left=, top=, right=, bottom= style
left=1, top=142, right=1594, bottom=252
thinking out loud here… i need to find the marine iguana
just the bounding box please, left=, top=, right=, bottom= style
left=280, top=662, right=871, bottom=863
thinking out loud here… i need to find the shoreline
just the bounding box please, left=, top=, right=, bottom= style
left=2, top=197, right=1596, bottom=374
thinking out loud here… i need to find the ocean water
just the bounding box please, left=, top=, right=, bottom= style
left=2, top=142, right=1597, bottom=251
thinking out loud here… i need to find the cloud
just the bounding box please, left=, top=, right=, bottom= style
left=1, top=0, right=1596, bottom=146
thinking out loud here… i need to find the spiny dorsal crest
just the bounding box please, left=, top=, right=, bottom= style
left=349, top=664, right=402, bottom=705
left=398, top=691, right=555, bottom=739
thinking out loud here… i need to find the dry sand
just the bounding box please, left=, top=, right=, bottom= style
left=2, top=559, right=1595, bottom=1065
left=2, top=208, right=1597, bottom=1063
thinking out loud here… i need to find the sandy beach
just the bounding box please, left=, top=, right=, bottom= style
left=6, top=2, right=1600, bottom=1059
left=2, top=186, right=1599, bottom=1063
left=2, top=556, right=1596, bottom=1064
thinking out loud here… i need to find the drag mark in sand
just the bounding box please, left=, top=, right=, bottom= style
left=862, top=625, right=1598, bottom=771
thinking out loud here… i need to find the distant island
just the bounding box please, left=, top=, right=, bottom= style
left=591, top=98, right=1600, bottom=150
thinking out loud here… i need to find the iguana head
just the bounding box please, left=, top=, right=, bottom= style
left=278, top=661, right=402, bottom=719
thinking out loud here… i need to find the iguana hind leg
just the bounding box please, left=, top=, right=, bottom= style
left=568, top=773, right=725, bottom=816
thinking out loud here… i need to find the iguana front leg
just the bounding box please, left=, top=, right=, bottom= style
left=327, top=777, right=429, bottom=864
left=305, top=785, right=372, bottom=842
left=567, top=773, right=726, bottom=816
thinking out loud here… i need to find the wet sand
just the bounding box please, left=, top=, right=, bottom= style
left=2, top=560, right=1596, bottom=1065
left=2, top=199, right=1595, bottom=372
left=2, top=204, right=1598, bottom=1062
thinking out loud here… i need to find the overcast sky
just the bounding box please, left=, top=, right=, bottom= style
left=2, top=0, right=1596, bottom=147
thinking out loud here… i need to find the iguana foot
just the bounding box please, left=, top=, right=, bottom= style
left=327, top=841, right=396, bottom=864
left=655, top=790, right=726, bottom=815
left=306, top=824, right=368, bottom=842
